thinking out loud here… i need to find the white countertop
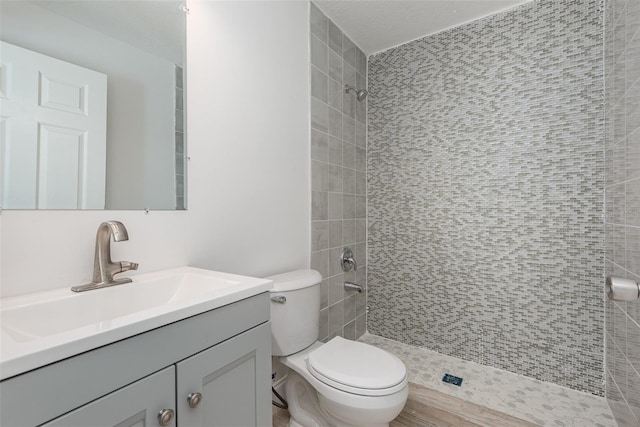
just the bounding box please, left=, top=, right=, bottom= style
left=0, top=267, right=272, bottom=380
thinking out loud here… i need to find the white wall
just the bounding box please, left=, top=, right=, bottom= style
left=0, top=0, right=311, bottom=297
left=0, top=2, right=176, bottom=210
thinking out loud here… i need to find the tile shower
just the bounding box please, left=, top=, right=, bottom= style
left=306, top=0, right=640, bottom=421
left=604, top=0, right=640, bottom=425
left=367, top=0, right=605, bottom=396
left=309, top=3, right=368, bottom=341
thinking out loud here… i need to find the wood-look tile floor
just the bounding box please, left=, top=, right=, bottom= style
left=272, top=382, right=538, bottom=427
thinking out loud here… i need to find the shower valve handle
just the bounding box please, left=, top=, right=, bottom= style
left=340, top=247, right=357, bottom=272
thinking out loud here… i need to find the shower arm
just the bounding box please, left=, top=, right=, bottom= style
left=344, top=84, right=368, bottom=101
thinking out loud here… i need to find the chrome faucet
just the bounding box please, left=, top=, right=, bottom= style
left=71, top=221, right=139, bottom=292
left=344, top=282, right=363, bottom=293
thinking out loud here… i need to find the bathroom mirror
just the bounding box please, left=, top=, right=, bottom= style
left=0, top=1, right=187, bottom=210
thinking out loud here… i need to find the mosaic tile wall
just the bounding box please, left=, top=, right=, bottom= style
left=309, top=2, right=368, bottom=341
left=367, top=0, right=605, bottom=395
left=604, top=0, right=640, bottom=424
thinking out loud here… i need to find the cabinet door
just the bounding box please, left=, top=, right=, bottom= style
left=42, top=367, right=176, bottom=427
left=176, top=322, right=272, bottom=427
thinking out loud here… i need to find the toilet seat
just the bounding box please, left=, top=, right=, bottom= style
left=306, top=337, right=407, bottom=397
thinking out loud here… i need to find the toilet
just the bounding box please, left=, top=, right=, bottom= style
left=268, top=269, right=408, bottom=427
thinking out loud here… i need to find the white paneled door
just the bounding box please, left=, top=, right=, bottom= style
left=0, top=41, right=107, bottom=209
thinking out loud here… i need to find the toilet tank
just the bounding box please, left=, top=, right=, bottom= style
left=267, top=269, right=322, bottom=356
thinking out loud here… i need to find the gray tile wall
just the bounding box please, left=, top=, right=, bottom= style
left=604, top=0, right=640, bottom=424
left=175, top=65, right=186, bottom=210
left=309, top=2, right=368, bottom=341
left=367, top=0, right=605, bottom=394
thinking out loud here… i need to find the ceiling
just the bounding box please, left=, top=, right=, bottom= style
left=314, top=0, right=532, bottom=56
left=31, top=1, right=531, bottom=63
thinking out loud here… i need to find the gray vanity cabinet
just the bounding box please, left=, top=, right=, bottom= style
left=176, top=322, right=272, bottom=427
left=0, top=293, right=272, bottom=427
left=42, top=367, right=177, bottom=427
left=40, top=323, right=272, bottom=427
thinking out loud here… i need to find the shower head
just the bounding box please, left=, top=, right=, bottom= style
left=345, top=84, right=368, bottom=101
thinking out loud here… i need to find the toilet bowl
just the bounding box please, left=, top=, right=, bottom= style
left=282, top=338, right=408, bottom=427
left=268, top=270, right=408, bottom=427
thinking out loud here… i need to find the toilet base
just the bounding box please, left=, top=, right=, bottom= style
left=285, top=372, right=330, bottom=427
left=285, top=372, right=392, bottom=427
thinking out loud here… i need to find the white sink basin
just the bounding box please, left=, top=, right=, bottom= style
left=0, top=267, right=272, bottom=380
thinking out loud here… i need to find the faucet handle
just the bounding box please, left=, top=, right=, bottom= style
left=340, top=247, right=357, bottom=272
left=120, top=261, right=139, bottom=272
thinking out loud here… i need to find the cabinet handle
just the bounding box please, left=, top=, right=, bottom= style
left=187, top=392, right=203, bottom=408
left=157, top=408, right=174, bottom=426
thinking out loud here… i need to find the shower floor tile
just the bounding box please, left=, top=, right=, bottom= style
left=360, top=333, right=617, bottom=427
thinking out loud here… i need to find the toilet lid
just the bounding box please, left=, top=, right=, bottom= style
left=307, top=337, right=406, bottom=391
